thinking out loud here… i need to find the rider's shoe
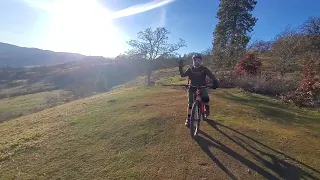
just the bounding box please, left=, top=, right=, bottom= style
left=185, top=117, right=190, bottom=127
left=205, top=105, right=210, bottom=116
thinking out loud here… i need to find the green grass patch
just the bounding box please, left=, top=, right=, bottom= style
left=0, top=90, right=72, bottom=122
left=215, top=89, right=320, bottom=131
left=155, top=75, right=186, bottom=85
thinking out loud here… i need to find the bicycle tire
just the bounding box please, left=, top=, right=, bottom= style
left=190, top=101, right=201, bottom=138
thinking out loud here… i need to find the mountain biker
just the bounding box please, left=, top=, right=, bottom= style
left=179, top=53, right=219, bottom=126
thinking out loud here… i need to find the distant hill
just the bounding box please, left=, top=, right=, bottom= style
left=0, top=42, right=85, bottom=67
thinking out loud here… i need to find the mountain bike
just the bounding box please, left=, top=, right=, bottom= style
left=188, top=85, right=211, bottom=139
left=162, top=84, right=213, bottom=139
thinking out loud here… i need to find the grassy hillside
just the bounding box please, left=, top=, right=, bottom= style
left=0, top=67, right=181, bottom=123
left=112, top=67, right=184, bottom=89
left=0, top=90, right=72, bottom=123
left=0, top=57, right=181, bottom=99
left=1, top=86, right=319, bottom=179
left=0, top=58, right=111, bottom=98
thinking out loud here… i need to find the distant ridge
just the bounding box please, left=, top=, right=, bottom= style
left=0, top=42, right=86, bottom=67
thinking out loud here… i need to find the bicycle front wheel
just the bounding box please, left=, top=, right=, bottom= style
left=190, top=101, right=201, bottom=138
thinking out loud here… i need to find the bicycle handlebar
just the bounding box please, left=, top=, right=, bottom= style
left=161, top=84, right=216, bottom=89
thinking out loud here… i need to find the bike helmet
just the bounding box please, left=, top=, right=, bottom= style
left=192, top=53, right=202, bottom=68
left=192, top=53, right=202, bottom=60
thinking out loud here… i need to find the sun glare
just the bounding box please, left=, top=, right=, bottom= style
left=43, top=0, right=126, bottom=57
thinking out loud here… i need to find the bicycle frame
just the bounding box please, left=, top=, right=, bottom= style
left=190, top=85, right=207, bottom=113
left=195, top=88, right=205, bottom=114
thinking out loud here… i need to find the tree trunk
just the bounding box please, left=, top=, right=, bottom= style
left=146, top=60, right=153, bottom=86
left=146, top=68, right=152, bottom=86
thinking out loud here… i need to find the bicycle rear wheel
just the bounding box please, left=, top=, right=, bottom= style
left=190, top=101, right=201, bottom=138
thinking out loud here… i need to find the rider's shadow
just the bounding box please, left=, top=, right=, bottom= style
left=195, top=119, right=320, bottom=180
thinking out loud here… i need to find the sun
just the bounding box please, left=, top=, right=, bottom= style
left=43, top=0, right=127, bottom=57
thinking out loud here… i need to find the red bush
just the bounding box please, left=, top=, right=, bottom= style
left=235, top=53, right=262, bottom=76
left=299, top=60, right=319, bottom=93
left=284, top=59, right=320, bottom=106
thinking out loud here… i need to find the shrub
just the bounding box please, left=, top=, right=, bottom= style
left=216, top=71, right=237, bottom=88
left=7, top=80, right=25, bottom=88
left=284, top=60, right=320, bottom=106
left=299, top=60, right=319, bottom=93
left=235, top=73, right=298, bottom=96
left=235, top=53, right=262, bottom=76
left=215, top=70, right=298, bottom=95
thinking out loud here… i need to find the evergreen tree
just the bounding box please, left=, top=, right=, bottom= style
left=212, top=0, right=258, bottom=69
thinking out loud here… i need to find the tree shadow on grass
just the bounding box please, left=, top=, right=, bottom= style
left=196, top=130, right=278, bottom=180
left=195, top=133, right=238, bottom=180
left=197, top=119, right=320, bottom=180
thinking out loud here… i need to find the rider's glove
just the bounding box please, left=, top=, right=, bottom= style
left=212, top=80, right=219, bottom=89
left=178, top=60, right=184, bottom=68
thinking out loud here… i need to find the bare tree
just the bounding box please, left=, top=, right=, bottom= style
left=201, top=47, right=212, bottom=56
left=271, top=26, right=303, bottom=75
left=200, top=47, right=213, bottom=66
left=300, top=17, right=320, bottom=60
left=126, top=27, right=186, bottom=85
left=271, top=17, right=320, bottom=76
left=247, top=39, right=272, bottom=53
left=301, top=17, right=320, bottom=35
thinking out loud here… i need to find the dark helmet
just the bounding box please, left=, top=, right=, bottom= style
left=192, top=53, right=202, bottom=68
left=192, top=53, right=202, bottom=60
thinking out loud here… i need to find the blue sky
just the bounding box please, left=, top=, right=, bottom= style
left=0, top=0, right=320, bottom=57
